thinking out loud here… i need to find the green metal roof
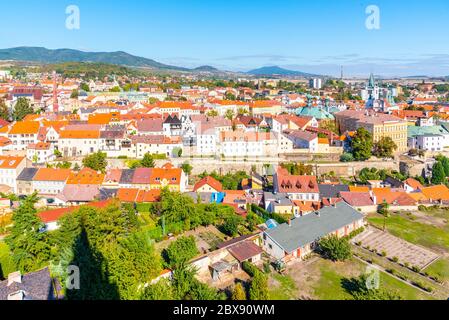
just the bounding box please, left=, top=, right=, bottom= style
left=407, top=125, right=449, bottom=138
left=295, top=107, right=334, bottom=120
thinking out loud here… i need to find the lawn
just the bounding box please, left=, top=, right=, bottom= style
left=310, top=258, right=432, bottom=300
left=0, top=241, right=15, bottom=280
left=268, top=273, right=297, bottom=300
left=367, top=213, right=449, bottom=253
left=423, top=258, right=449, bottom=283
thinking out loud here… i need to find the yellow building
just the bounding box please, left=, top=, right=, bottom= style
left=335, top=110, right=408, bottom=152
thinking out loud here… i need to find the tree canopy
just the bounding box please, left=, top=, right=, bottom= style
left=351, top=128, right=373, bottom=161
left=13, top=97, right=34, bottom=121
left=82, top=151, right=108, bottom=173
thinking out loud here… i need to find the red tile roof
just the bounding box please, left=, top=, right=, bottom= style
left=275, top=168, right=319, bottom=194
left=193, top=176, right=223, bottom=192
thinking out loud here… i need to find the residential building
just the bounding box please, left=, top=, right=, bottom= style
left=0, top=156, right=26, bottom=193
left=273, top=167, right=320, bottom=201
left=262, top=202, right=365, bottom=263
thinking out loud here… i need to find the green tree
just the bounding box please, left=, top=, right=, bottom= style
left=373, top=137, right=397, bottom=158
left=105, top=231, right=162, bottom=299
left=5, top=193, right=50, bottom=272
left=232, top=283, right=246, bottom=300
left=80, top=82, right=90, bottom=92
left=13, top=97, right=34, bottom=121
left=344, top=274, right=403, bottom=300
left=109, top=86, right=121, bottom=92
left=206, top=109, right=218, bottom=117
left=431, top=161, right=446, bottom=185
left=82, top=151, right=108, bottom=173
left=340, top=152, right=354, bottom=162
left=440, top=156, right=449, bottom=176
left=70, top=89, right=79, bottom=99
left=225, top=109, right=235, bottom=121
left=163, top=236, right=199, bottom=269
left=141, top=153, right=156, bottom=168
left=0, top=99, right=9, bottom=120
left=142, top=279, right=175, bottom=300
left=318, top=234, right=352, bottom=261
left=249, top=272, right=269, bottom=300
left=180, top=162, right=193, bottom=175
left=351, top=128, right=373, bottom=161
left=221, top=214, right=244, bottom=237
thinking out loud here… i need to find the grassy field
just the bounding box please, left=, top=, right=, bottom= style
left=423, top=258, right=449, bottom=283
left=268, top=273, right=297, bottom=300
left=309, top=258, right=433, bottom=300
left=367, top=213, right=449, bottom=253
left=0, top=241, right=15, bottom=280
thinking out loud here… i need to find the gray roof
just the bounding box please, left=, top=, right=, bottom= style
left=265, top=202, right=364, bottom=253
left=17, top=168, right=39, bottom=181
left=99, top=188, right=118, bottom=201
left=119, top=169, right=135, bottom=184
left=0, top=267, right=59, bottom=300
left=318, top=184, right=350, bottom=198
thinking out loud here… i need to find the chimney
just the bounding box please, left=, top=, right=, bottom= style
left=7, top=271, right=22, bottom=287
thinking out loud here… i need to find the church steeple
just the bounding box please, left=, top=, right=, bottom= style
left=368, top=73, right=375, bottom=88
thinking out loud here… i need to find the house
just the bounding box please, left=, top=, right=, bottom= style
left=118, top=169, right=135, bottom=188
left=193, top=176, right=223, bottom=193
left=283, top=130, right=319, bottom=153
left=58, top=130, right=100, bottom=156
left=219, top=130, right=278, bottom=157
left=8, top=121, right=41, bottom=151
left=0, top=268, right=61, bottom=300
left=66, top=168, right=105, bottom=185
left=372, top=188, right=418, bottom=211
left=264, top=192, right=298, bottom=216
left=403, top=178, right=424, bottom=193
left=131, top=135, right=183, bottom=158
left=340, top=191, right=377, bottom=213
left=262, top=201, right=365, bottom=263
left=318, top=183, right=350, bottom=201
left=131, top=168, right=153, bottom=190
left=0, top=156, right=26, bottom=193
left=102, top=169, right=123, bottom=189
left=26, top=142, right=55, bottom=164
left=273, top=167, right=320, bottom=201
left=56, top=184, right=101, bottom=205
left=149, top=163, right=187, bottom=192
left=421, top=185, right=449, bottom=203
left=32, top=168, right=71, bottom=196
left=16, top=167, right=38, bottom=196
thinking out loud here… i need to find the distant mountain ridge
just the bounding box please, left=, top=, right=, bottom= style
left=0, top=47, right=192, bottom=71
left=247, top=65, right=318, bottom=77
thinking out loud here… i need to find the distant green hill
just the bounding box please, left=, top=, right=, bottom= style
left=0, top=47, right=190, bottom=71
left=38, top=62, right=143, bottom=78
left=247, top=65, right=317, bottom=77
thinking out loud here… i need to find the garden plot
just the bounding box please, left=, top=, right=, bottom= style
left=352, top=226, right=440, bottom=270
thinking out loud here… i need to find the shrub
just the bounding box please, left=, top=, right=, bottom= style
left=392, top=256, right=399, bottom=263
left=340, top=152, right=354, bottom=162
left=318, top=235, right=352, bottom=261
left=381, top=251, right=387, bottom=257
left=411, top=266, right=421, bottom=273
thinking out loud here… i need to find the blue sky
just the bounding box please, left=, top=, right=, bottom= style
left=1, top=0, right=449, bottom=76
